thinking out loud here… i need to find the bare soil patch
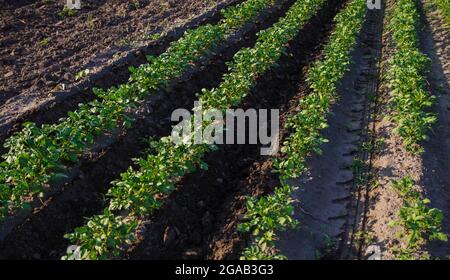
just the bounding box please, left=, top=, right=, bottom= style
left=0, top=0, right=238, bottom=140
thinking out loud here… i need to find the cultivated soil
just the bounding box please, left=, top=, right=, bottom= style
left=416, top=0, right=450, bottom=259
left=0, top=0, right=449, bottom=260
left=349, top=0, right=450, bottom=260
left=276, top=4, right=384, bottom=260
left=0, top=0, right=302, bottom=259
left=127, top=0, right=346, bottom=260
left=0, top=0, right=238, bottom=139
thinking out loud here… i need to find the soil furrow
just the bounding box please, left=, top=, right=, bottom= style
left=274, top=5, right=384, bottom=260
left=362, top=0, right=450, bottom=260
left=0, top=0, right=297, bottom=260
left=0, top=0, right=241, bottom=143
left=341, top=5, right=385, bottom=260
left=125, top=0, right=346, bottom=260
left=416, top=0, right=450, bottom=259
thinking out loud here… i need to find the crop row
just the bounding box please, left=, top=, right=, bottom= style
left=0, top=0, right=278, bottom=221
left=432, top=0, right=450, bottom=25
left=238, top=0, right=367, bottom=260
left=385, top=0, right=446, bottom=260
left=385, top=0, right=436, bottom=154
left=61, top=0, right=327, bottom=260
left=389, top=177, right=446, bottom=260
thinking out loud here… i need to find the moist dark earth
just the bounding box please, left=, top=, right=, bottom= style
left=0, top=0, right=449, bottom=260
left=0, top=0, right=236, bottom=136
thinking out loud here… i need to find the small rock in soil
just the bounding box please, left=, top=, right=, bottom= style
left=183, top=249, right=201, bottom=258
left=63, top=72, right=73, bottom=81
left=163, top=226, right=177, bottom=244
left=4, top=71, right=14, bottom=78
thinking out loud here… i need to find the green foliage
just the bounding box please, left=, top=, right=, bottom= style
left=62, top=0, right=319, bottom=260
left=241, top=245, right=287, bottom=260
left=39, top=38, right=50, bottom=46
left=75, top=69, right=90, bottom=81
left=202, top=0, right=325, bottom=110
left=0, top=0, right=276, bottom=222
left=221, top=0, right=277, bottom=29
left=275, top=0, right=366, bottom=181
left=63, top=209, right=138, bottom=260
left=239, top=0, right=367, bottom=260
left=58, top=6, right=78, bottom=18
left=433, top=0, right=450, bottom=25
left=390, top=177, right=447, bottom=259
left=107, top=139, right=214, bottom=215
left=145, top=33, right=162, bottom=41
left=386, top=0, right=436, bottom=154
left=238, top=184, right=298, bottom=259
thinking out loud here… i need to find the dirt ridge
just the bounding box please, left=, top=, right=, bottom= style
left=0, top=0, right=296, bottom=260
left=0, top=0, right=240, bottom=142
left=125, top=0, right=347, bottom=260
left=275, top=5, right=384, bottom=260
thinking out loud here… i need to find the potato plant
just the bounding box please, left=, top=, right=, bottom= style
left=238, top=0, right=367, bottom=260
left=432, top=0, right=450, bottom=25
left=389, top=177, right=447, bottom=260
left=386, top=0, right=436, bottom=154
left=63, top=0, right=326, bottom=260
left=0, top=0, right=277, bottom=222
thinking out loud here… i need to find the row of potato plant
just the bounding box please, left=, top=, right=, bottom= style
left=386, top=0, right=446, bottom=260
left=389, top=177, right=447, bottom=260
left=0, top=0, right=277, bottom=221
left=385, top=0, right=436, bottom=154
left=62, top=0, right=327, bottom=260
left=432, top=0, right=450, bottom=25
left=238, top=0, right=367, bottom=260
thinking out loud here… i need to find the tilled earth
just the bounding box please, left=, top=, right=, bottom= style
left=0, top=0, right=449, bottom=261
left=0, top=0, right=295, bottom=260
left=0, top=0, right=236, bottom=137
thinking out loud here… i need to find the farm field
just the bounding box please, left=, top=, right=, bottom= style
left=0, top=0, right=449, bottom=261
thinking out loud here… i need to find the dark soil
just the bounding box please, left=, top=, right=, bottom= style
left=268, top=4, right=385, bottom=260
left=0, top=0, right=238, bottom=141
left=127, top=0, right=346, bottom=260
left=361, top=0, right=450, bottom=260
left=0, top=0, right=297, bottom=260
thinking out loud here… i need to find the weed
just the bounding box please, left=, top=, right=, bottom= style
left=58, top=6, right=78, bottom=19
left=75, top=69, right=90, bottom=81
left=39, top=38, right=50, bottom=46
